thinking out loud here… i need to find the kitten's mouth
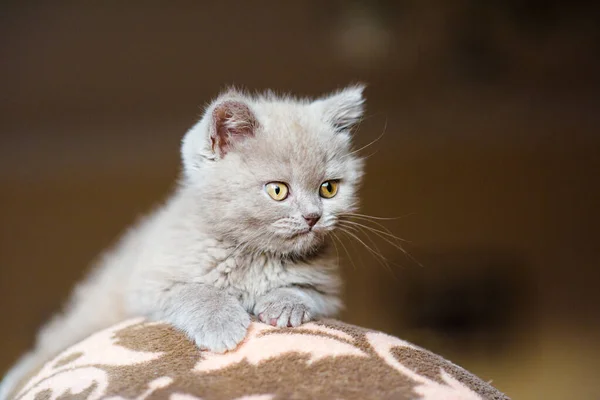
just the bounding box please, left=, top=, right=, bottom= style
left=268, top=228, right=328, bottom=256
left=288, top=229, right=313, bottom=238
left=274, top=227, right=328, bottom=249
left=282, top=227, right=325, bottom=242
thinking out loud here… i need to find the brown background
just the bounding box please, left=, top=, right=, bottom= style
left=1, top=2, right=599, bottom=399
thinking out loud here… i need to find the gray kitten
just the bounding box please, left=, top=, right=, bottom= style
left=0, top=85, right=366, bottom=398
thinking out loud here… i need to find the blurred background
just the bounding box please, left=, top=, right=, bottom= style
left=1, top=1, right=599, bottom=398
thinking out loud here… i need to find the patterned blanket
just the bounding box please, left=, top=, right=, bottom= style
left=12, top=318, right=509, bottom=400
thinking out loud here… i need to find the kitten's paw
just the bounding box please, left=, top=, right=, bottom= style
left=255, top=291, right=313, bottom=328
left=192, top=300, right=250, bottom=353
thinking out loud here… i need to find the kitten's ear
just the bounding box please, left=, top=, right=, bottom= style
left=209, top=97, right=258, bottom=157
left=313, top=84, right=366, bottom=132
left=181, top=91, right=258, bottom=175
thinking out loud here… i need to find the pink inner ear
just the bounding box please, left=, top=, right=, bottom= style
left=211, top=100, right=257, bottom=156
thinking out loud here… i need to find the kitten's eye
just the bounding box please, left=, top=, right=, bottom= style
left=319, top=180, right=339, bottom=199
left=265, top=182, right=289, bottom=201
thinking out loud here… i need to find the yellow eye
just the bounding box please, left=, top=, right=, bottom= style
left=319, top=180, right=339, bottom=198
left=265, top=182, right=289, bottom=201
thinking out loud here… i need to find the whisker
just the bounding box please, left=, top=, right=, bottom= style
left=360, top=150, right=380, bottom=161
left=338, top=219, right=422, bottom=268
left=332, top=231, right=357, bottom=270
left=339, top=219, right=409, bottom=244
left=342, top=222, right=385, bottom=253
left=338, top=227, right=388, bottom=263
left=340, top=214, right=415, bottom=246
left=339, top=212, right=414, bottom=221
left=328, top=234, right=340, bottom=267
left=340, top=221, right=405, bottom=254
left=347, top=117, right=388, bottom=157
left=340, top=223, right=393, bottom=273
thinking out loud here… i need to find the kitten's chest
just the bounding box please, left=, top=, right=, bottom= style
left=201, top=251, right=292, bottom=309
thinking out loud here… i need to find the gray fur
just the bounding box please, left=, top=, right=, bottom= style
left=0, top=85, right=366, bottom=399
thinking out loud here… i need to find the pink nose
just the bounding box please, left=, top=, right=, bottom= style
left=303, top=214, right=321, bottom=228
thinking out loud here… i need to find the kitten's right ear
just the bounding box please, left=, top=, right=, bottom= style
left=181, top=91, right=257, bottom=176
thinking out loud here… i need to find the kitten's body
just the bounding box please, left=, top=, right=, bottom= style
left=0, top=86, right=365, bottom=399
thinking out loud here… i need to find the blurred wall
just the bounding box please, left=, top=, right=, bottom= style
left=1, top=2, right=599, bottom=399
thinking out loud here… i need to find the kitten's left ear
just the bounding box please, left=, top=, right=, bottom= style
left=312, top=84, right=366, bottom=132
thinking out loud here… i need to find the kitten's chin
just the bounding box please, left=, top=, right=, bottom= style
left=267, top=230, right=327, bottom=258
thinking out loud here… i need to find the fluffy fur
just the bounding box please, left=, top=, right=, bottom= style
left=0, top=85, right=366, bottom=399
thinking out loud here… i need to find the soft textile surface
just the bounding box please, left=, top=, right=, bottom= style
left=13, top=318, right=508, bottom=400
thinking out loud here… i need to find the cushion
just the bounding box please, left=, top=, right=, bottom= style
left=13, top=318, right=509, bottom=399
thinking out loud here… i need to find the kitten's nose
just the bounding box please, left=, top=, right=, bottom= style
left=303, top=213, right=321, bottom=228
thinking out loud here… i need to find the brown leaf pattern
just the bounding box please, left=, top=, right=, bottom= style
left=13, top=319, right=509, bottom=400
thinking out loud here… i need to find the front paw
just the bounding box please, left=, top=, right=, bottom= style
left=192, top=300, right=250, bottom=353
left=255, top=291, right=313, bottom=328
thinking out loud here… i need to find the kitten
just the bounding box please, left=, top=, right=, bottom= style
left=0, top=85, right=366, bottom=398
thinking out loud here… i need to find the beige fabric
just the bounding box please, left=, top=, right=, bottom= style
left=13, top=319, right=508, bottom=400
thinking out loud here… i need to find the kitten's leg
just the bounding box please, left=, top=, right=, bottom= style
left=132, top=282, right=250, bottom=353
left=254, top=287, right=341, bottom=328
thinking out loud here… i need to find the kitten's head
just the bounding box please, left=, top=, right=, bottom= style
left=181, top=85, right=365, bottom=257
